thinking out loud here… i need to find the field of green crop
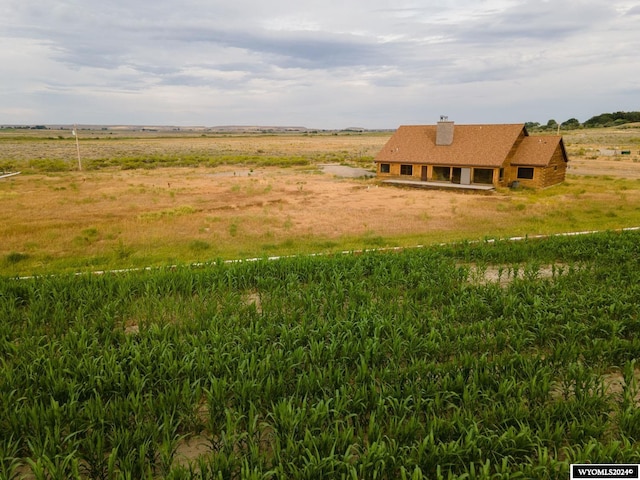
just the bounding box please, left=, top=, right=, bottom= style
left=2, top=230, right=639, bottom=479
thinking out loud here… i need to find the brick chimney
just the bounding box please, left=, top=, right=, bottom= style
left=436, top=116, right=454, bottom=146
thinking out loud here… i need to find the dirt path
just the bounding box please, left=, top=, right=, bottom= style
left=567, top=157, right=640, bottom=179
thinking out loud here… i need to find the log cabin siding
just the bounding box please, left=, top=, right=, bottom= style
left=539, top=145, right=568, bottom=188
left=511, top=143, right=568, bottom=188
left=501, top=129, right=527, bottom=186
left=375, top=123, right=568, bottom=189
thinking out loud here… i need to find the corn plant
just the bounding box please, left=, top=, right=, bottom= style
left=1, top=230, right=640, bottom=478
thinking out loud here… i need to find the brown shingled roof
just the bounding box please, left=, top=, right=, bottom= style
left=375, top=124, right=526, bottom=167
left=511, top=136, right=566, bottom=166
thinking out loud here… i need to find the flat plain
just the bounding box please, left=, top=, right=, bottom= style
left=3, top=126, right=640, bottom=478
left=1, top=126, right=639, bottom=275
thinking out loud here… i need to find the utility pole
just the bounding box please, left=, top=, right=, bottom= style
left=72, top=124, right=82, bottom=171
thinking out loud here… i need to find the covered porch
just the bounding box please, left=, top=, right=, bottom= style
left=381, top=179, right=495, bottom=191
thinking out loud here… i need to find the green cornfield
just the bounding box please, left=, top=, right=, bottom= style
left=1, top=230, right=640, bottom=479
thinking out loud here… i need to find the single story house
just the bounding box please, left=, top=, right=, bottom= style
left=375, top=118, right=568, bottom=189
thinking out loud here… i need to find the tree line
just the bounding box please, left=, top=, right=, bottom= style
left=526, top=111, right=640, bottom=131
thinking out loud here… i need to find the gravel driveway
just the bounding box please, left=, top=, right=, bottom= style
left=319, top=164, right=375, bottom=178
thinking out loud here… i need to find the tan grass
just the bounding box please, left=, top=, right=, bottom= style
left=2, top=129, right=640, bottom=275
left=0, top=131, right=388, bottom=164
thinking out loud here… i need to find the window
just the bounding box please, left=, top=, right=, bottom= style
left=432, top=166, right=450, bottom=181
left=400, top=164, right=413, bottom=176
left=517, top=167, right=534, bottom=180
left=379, top=163, right=390, bottom=173
left=473, top=168, right=494, bottom=184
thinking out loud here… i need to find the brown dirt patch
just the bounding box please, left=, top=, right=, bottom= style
left=567, top=157, right=640, bottom=179
left=174, top=435, right=211, bottom=467
left=0, top=165, right=504, bottom=259
left=465, top=263, right=573, bottom=286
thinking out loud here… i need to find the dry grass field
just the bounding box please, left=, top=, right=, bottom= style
left=1, top=126, right=640, bottom=275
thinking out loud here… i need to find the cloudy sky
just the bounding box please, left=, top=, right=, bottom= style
left=1, top=0, right=638, bottom=128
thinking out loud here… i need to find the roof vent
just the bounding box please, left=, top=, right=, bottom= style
left=436, top=116, right=454, bottom=146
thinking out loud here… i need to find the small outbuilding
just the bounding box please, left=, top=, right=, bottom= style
left=375, top=118, right=568, bottom=189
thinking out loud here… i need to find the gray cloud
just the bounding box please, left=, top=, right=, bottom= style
left=165, top=27, right=389, bottom=69
left=0, top=0, right=638, bottom=127
left=451, top=1, right=615, bottom=42
left=626, top=5, right=640, bottom=15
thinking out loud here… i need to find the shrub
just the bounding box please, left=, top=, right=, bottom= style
left=5, top=252, right=29, bottom=264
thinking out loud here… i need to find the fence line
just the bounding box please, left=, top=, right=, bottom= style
left=12, top=226, right=640, bottom=280
left=0, top=172, right=21, bottom=180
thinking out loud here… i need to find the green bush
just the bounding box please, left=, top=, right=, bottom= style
left=4, top=252, right=29, bottom=264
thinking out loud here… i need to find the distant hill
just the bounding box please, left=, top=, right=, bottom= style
left=0, top=124, right=392, bottom=134
left=208, top=125, right=309, bottom=133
